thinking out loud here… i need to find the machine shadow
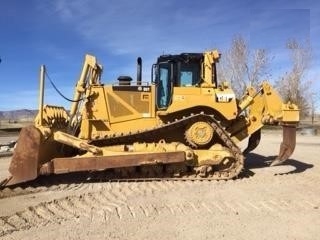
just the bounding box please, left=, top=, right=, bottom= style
left=239, top=152, right=314, bottom=178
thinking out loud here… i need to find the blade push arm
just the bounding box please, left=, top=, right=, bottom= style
left=69, top=55, right=103, bottom=124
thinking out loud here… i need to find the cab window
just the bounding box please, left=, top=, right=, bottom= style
left=179, top=63, right=200, bottom=86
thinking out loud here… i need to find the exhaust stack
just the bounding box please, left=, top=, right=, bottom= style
left=137, top=57, right=142, bottom=85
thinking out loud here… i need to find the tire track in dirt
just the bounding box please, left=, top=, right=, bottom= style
left=0, top=183, right=85, bottom=199
left=2, top=188, right=318, bottom=237
left=130, top=198, right=319, bottom=218
left=0, top=181, right=183, bottom=237
left=1, top=171, right=319, bottom=237
left=0, top=179, right=199, bottom=199
left=1, top=166, right=315, bottom=200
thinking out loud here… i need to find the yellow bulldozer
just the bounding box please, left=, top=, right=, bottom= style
left=1, top=50, right=299, bottom=186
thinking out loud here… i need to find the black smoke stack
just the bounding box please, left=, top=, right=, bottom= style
left=137, top=57, right=142, bottom=85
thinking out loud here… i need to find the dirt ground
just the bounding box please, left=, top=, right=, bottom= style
left=0, top=131, right=319, bottom=240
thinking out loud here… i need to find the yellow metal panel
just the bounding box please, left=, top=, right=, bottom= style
left=109, top=118, right=158, bottom=133
left=282, top=105, right=300, bottom=122
left=166, top=87, right=237, bottom=120
left=104, top=86, right=141, bottom=122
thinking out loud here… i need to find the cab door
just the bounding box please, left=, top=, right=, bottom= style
left=156, top=63, right=173, bottom=110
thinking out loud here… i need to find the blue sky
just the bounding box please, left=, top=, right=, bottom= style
left=0, top=0, right=319, bottom=110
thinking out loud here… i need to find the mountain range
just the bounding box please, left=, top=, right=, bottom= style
left=0, top=109, right=37, bottom=120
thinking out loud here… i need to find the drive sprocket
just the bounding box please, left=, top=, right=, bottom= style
left=185, top=121, right=214, bottom=147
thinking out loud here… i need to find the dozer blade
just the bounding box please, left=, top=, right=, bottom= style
left=270, top=125, right=296, bottom=166
left=1, top=125, right=42, bottom=187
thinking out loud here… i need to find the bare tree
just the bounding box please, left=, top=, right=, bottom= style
left=276, top=39, right=312, bottom=117
left=310, top=92, right=319, bottom=124
left=219, top=35, right=269, bottom=97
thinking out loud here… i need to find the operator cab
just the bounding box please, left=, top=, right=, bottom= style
left=153, top=53, right=217, bottom=109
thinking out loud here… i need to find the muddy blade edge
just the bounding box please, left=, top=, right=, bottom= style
left=270, top=125, right=297, bottom=166
left=1, top=126, right=42, bottom=187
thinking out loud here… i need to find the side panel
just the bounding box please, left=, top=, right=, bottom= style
left=79, top=85, right=156, bottom=139
left=165, top=87, right=238, bottom=120
left=107, top=85, right=154, bottom=121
